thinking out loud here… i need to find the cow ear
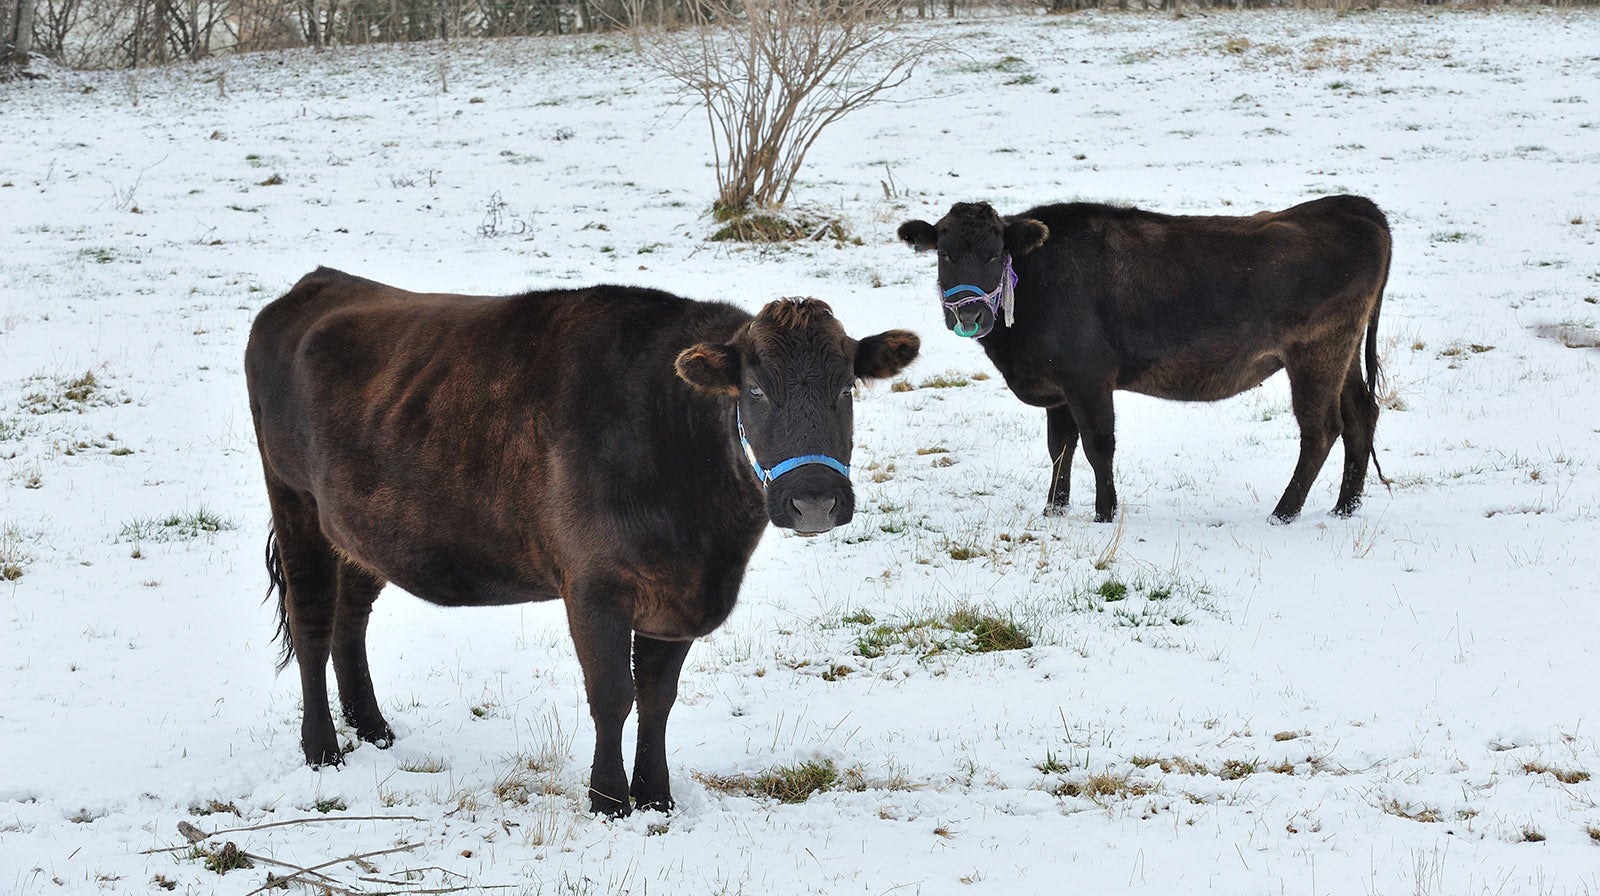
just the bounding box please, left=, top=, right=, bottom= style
left=854, top=330, right=921, bottom=381
left=1004, top=218, right=1049, bottom=257
left=675, top=343, right=741, bottom=395
left=897, top=220, right=938, bottom=252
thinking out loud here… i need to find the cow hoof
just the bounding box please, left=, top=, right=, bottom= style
left=1331, top=500, right=1361, bottom=518
left=304, top=747, right=345, bottom=769
left=1094, top=511, right=1115, bottom=523
left=589, top=791, right=630, bottom=818
left=1042, top=502, right=1069, bottom=518
left=358, top=725, right=396, bottom=749
left=1269, top=511, right=1298, bottom=525
left=634, top=796, right=675, bottom=814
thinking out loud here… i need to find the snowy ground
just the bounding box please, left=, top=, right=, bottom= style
left=2, top=7, right=1598, bottom=895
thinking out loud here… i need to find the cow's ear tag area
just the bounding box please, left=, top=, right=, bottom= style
left=855, top=330, right=921, bottom=380
left=675, top=343, right=741, bottom=395
left=1004, top=219, right=1049, bottom=257
left=897, top=220, right=938, bottom=252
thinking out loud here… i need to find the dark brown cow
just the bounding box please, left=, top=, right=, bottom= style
left=898, top=195, right=1390, bottom=523
left=245, top=268, right=918, bottom=815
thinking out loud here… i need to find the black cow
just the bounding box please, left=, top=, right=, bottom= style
left=245, top=268, right=919, bottom=815
left=899, top=195, right=1390, bottom=523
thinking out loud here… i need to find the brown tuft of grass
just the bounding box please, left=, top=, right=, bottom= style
left=1522, top=761, right=1591, bottom=785
left=1217, top=759, right=1258, bottom=781
left=1131, top=756, right=1209, bottom=776
left=1054, top=772, right=1153, bottom=803
left=1381, top=798, right=1443, bottom=823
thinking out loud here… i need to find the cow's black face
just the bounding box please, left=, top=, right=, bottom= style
left=676, top=300, right=919, bottom=535
left=899, top=204, right=1049, bottom=340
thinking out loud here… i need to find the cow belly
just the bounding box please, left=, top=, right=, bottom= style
left=320, top=509, right=561, bottom=607
left=1123, top=352, right=1284, bottom=402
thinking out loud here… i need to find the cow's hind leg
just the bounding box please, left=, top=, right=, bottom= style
left=630, top=634, right=693, bottom=812
left=331, top=561, right=395, bottom=748
left=1334, top=358, right=1378, bottom=516
left=267, top=484, right=344, bottom=767
left=1043, top=405, right=1080, bottom=517
left=566, top=584, right=635, bottom=816
left=1273, top=341, right=1354, bottom=523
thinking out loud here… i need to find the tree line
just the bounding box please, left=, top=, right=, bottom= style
left=4, top=0, right=1593, bottom=77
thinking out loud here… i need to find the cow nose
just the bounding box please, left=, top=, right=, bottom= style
left=788, top=496, right=838, bottom=534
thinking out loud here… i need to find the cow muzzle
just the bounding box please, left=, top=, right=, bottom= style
left=766, top=466, right=855, bottom=535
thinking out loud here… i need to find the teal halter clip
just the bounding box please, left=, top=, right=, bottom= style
left=737, top=406, right=850, bottom=485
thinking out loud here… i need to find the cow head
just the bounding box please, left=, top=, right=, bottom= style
left=898, top=202, right=1049, bottom=339
left=676, top=299, right=919, bottom=534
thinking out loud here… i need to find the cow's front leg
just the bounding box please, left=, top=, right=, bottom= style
left=630, top=634, right=694, bottom=812
left=1043, top=405, right=1080, bottom=516
left=566, top=587, right=634, bottom=817
left=1069, top=391, right=1118, bottom=523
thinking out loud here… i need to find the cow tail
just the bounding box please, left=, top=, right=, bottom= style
left=1365, top=240, right=1392, bottom=490
left=265, top=527, right=294, bottom=672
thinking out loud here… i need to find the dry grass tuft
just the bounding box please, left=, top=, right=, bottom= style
left=1522, top=761, right=1591, bottom=785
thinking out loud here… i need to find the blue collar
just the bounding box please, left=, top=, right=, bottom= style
left=736, top=406, right=850, bottom=485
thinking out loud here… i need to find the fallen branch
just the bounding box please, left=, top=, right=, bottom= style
left=241, top=842, right=424, bottom=896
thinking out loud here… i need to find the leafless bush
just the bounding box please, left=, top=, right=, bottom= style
left=647, top=0, right=931, bottom=217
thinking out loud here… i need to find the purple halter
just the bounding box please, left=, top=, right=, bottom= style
left=940, top=255, right=1017, bottom=339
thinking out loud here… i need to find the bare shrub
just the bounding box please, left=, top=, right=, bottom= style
left=646, top=0, right=931, bottom=218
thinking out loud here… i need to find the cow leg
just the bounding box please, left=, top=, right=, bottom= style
left=331, top=561, right=394, bottom=748
left=267, top=485, right=344, bottom=767
left=1334, top=358, right=1378, bottom=516
left=1273, top=344, right=1351, bottom=523
left=1069, top=391, right=1118, bottom=523
left=566, top=588, right=635, bottom=817
left=630, top=634, right=694, bottom=813
left=1043, top=405, right=1080, bottom=517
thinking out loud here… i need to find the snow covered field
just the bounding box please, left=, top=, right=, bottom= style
left=2, top=7, right=1598, bottom=894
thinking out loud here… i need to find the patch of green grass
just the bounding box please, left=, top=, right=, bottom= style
left=311, top=797, right=347, bottom=814
left=917, top=371, right=970, bottom=389
left=190, top=842, right=252, bottom=874
left=21, top=370, right=124, bottom=414
left=700, top=759, right=838, bottom=804
left=841, top=609, right=876, bottom=626
left=398, top=756, right=448, bottom=774
left=119, top=509, right=235, bottom=544
left=1063, top=574, right=1209, bottom=629
left=1096, top=580, right=1129, bottom=602
left=847, top=606, right=1031, bottom=660
left=1035, top=751, right=1074, bottom=774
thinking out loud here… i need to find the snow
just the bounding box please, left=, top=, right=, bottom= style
left=2, top=7, right=1598, bottom=895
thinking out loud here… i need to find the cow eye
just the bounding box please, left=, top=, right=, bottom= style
left=987, top=253, right=1000, bottom=263
left=839, top=386, right=853, bottom=400
left=748, top=384, right=765, bottom=399
left=937, top=252, right=951, bottom=261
